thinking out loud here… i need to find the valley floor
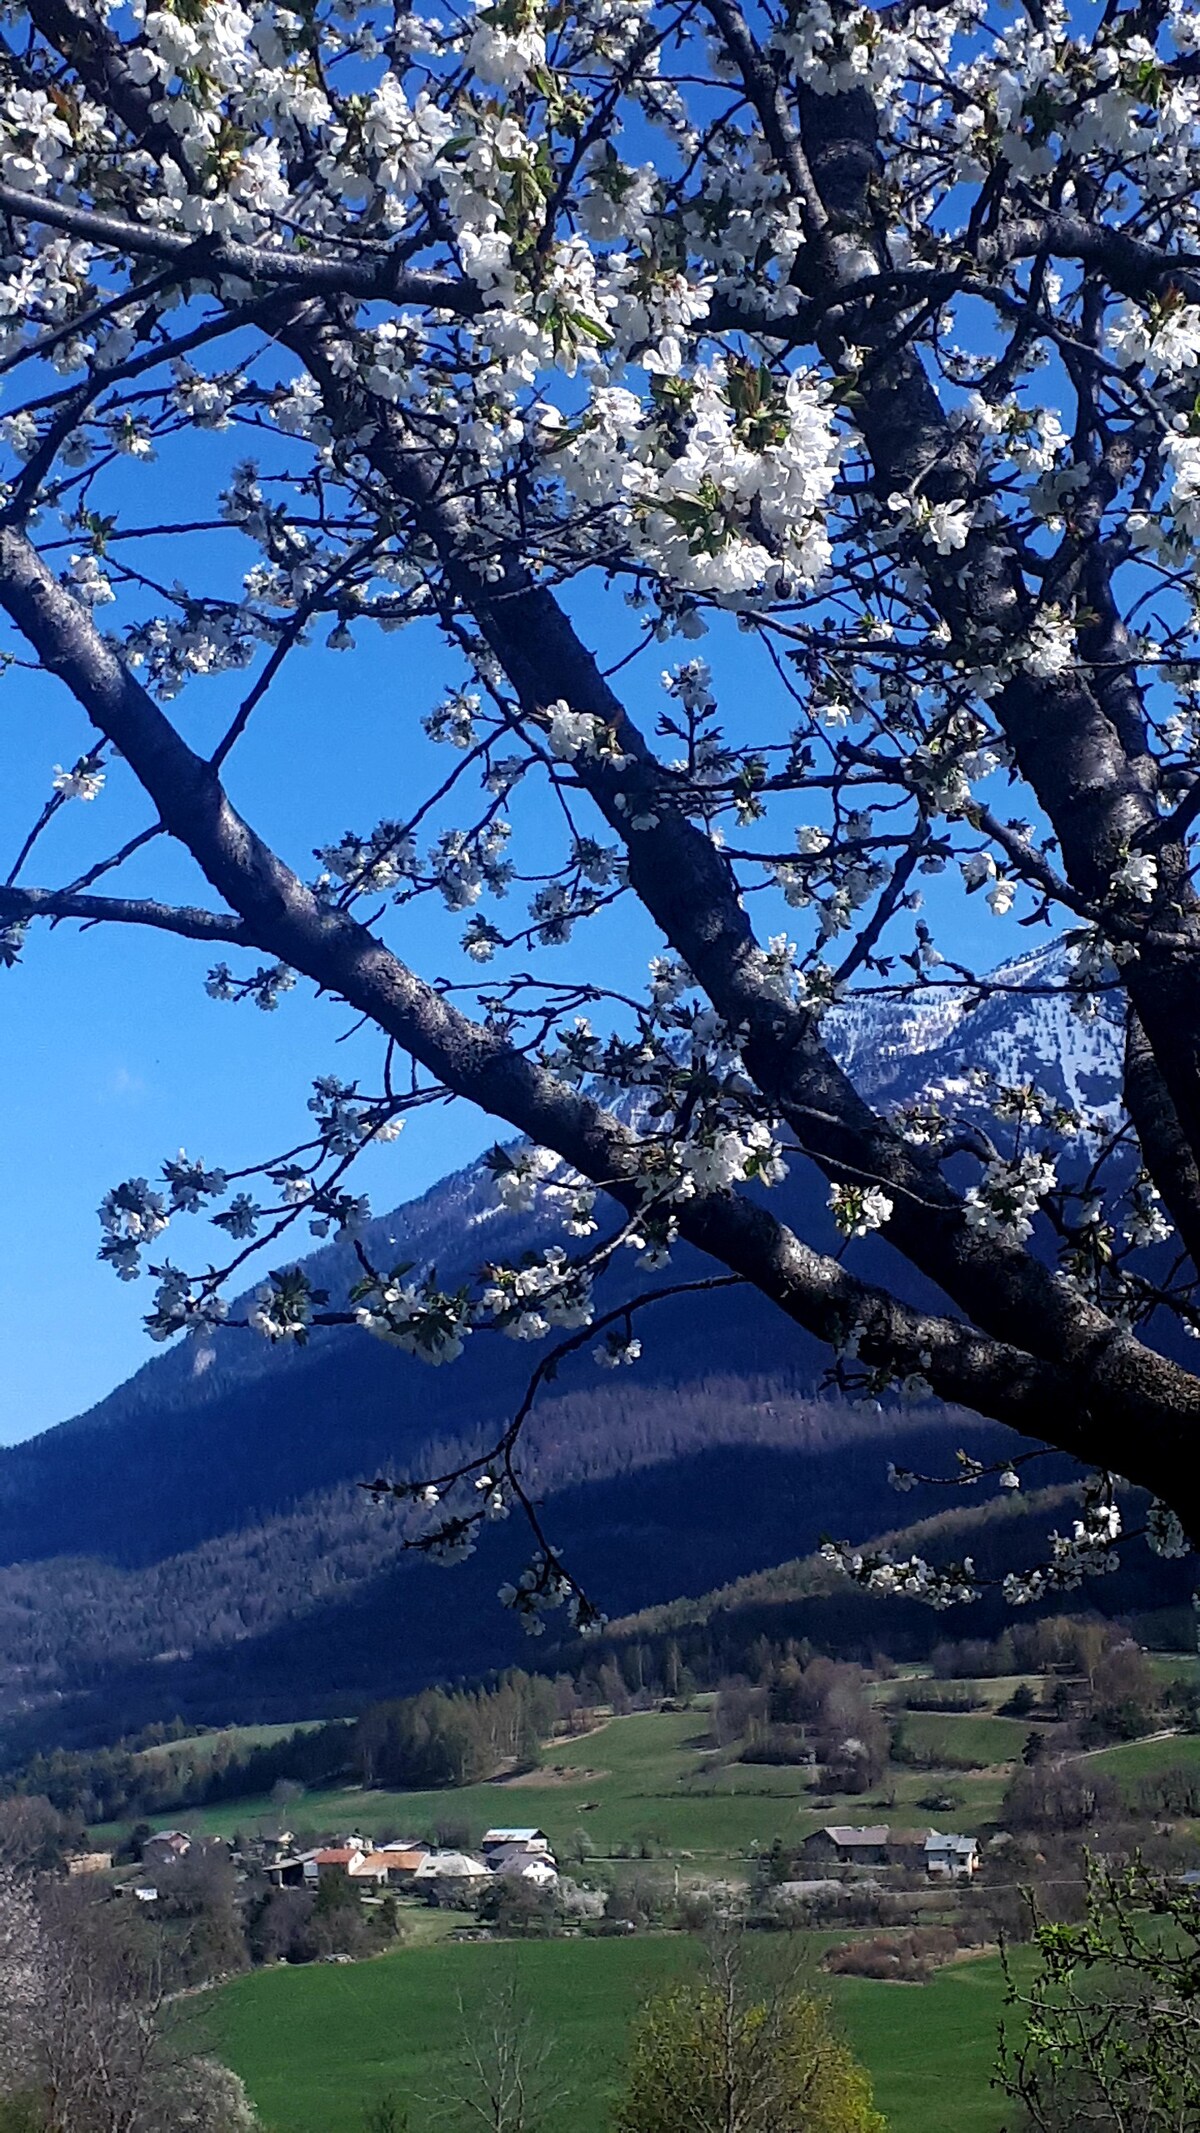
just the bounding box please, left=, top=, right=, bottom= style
left=90, top=1662, right=1200, bottom=2131
left=207, top=1932, right=1029, bottom=2133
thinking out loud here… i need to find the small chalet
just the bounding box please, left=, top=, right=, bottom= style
left=481, top=1827, right=551, bottom=1857
left=925, top=1831, right=979, bottom=1880
left=801, top=1825, right=891, bottom=1866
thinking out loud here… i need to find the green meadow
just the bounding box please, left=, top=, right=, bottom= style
left=95, top=1706, right=1018, bottom=1862
left=208, top=1933, right=1027, bottom=2133
left=96, top=1711, right=829, bottom=1860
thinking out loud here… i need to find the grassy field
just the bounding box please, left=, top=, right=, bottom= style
left=208, top=1933, right=1026, bottom=2133
left=894, top=1711, right=1031, bottom=1769
left=136, top=1724, right=325, bottom=1767
left=1147, top=1652, right=1200, bottom=1690
left=131, top=1686, right=1200, bottom=2131
left=871, top=1674, right=1041, bottom=1712
left=1085, top=1728, right=1200, bottom=1782
left=94, top=1709, right=1002, bottom=1863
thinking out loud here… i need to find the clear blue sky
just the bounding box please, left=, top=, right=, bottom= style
left=0, top=627, right=460, bottom=1438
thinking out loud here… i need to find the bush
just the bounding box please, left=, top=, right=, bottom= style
left=827, top=1926, right=961, bottom=1982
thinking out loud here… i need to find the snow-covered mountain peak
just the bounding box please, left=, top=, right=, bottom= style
left=824, top=938, right=1122, bottom=1116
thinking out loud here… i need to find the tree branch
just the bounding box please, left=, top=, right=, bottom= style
left=0, top=881, right=254, bottom=943
left=0, top=182, right=474, bottom=312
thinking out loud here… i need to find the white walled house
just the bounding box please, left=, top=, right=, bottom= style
left=488, top=1845, right=559, bottom=1888
left=925, top=1831, right=979, bottom=1880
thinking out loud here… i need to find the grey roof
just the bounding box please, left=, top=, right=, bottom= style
left=412, top=1850, right=489, bottom=1878
left=813, top=1825, right=891, bottom=1848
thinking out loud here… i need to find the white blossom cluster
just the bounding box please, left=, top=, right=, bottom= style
left=964, top=1153, right=1057, bottom=1245
left=353, top=1271, right=474, bottom=1365
left=821, top=1542, right=980, bottom=1609
left=829, top=1182, right=894, bottom=1238
left=498, top=1548, right=606, bottom=1636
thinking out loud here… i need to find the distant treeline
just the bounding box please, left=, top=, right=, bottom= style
left=1, top=1670, right=565, bottom=1825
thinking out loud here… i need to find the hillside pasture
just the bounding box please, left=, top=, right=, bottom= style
left=1082, top=1728, right=1200, bottom=1784
left=135, top=1722, right=327, bottom=1767
left=895, top=1711, right=1033, bottom=1769
left=95, top=1711, right=825, bottom=1859
left=93, top=1707, right=1016, bottom=1861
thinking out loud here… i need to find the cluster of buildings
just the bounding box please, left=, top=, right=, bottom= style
left=801, top=1824, right=980, bottom=1879
left=259, top=1824, right=559, bottom=1899
left=102, top=1822, right=561, bottom=1910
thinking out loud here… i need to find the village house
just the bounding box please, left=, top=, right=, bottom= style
left=487, top=1844, right=559, bottom=1888
left=924, top=1831, right=979, bottom=1880
left=266, top=1838, right=429, bottom=1890
left=346, top=1851, right=394, bottom=1887
left=801, top=1824, right=979, bottom=1877
left=367, top=1846, right=429, bottom=1886
left=302, top=1845, right=365, bottom=1885
left=801, top=1825, right=892, bottom=1867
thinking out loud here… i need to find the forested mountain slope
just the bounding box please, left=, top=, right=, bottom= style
left=0, top=948, right=1129, bottom=1748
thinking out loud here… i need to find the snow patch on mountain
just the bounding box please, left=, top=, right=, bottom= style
left=824, top=940, right=1122, bottom=1116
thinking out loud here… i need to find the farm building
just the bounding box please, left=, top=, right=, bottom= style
left=367, top=1847, right=429, bottom=1885
left=801, top=1826, right=892, bottom=1866
left=263, top=1854, right=309, bottom=1888
left=481, top=1827, right=551, bottom=1856
left=412, top=1850, right=491, bottom=1891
